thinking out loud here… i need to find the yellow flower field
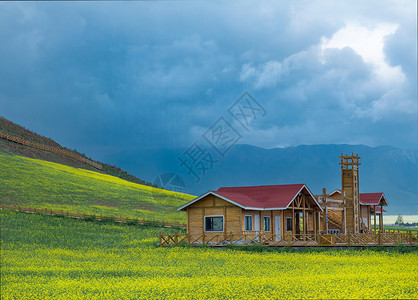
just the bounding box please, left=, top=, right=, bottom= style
left=1, top=210, right=417, bottom=299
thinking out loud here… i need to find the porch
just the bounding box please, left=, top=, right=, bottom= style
left=159, top=230, right=418, bottom=247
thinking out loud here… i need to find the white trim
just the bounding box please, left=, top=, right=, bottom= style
left=329, top=189, right=342, bottom=196
left=204, top=215, right=224, bottom=232
left=244, top=215, right=253, bottom=231
left=263, top=216, right=271, bottom=232
left=178, top=191, right=249, bottom=211
left=178, top=185, right=324, bottom=212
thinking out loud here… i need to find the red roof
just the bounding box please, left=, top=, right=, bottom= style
left=216, top=184, right=306, bottom=209
left=359, top=193, right=387, bottom=206
left=178, top=184, right=323, bottom=211
left=323, top=190, right=388, bottom=207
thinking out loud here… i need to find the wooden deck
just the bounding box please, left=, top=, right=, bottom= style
left=159, top=231, right=418, bottom=247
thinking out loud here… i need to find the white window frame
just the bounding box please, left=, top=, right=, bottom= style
left=245, top=215, right=253, bottom=231
left=286, top=217, right=292, bottom=232
left=204, top=215, right=224, bottom=232
left=263, top=216, right=271, bottom=232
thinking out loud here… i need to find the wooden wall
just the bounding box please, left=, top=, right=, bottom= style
left=187, top=194, right=241, bottom=237
left=186, top=194, right=319, bottom=237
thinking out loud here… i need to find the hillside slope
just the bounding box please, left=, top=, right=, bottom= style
left=0, top=152, right=193, bottom=222
left=0, top=117, right=151, bottom=186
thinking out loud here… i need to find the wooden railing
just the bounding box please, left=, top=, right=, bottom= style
left=1, top=204, right=186, bottom=229
left=0, top=131, right=102, bottom=170
left=159, top=231, right=418, bottom=247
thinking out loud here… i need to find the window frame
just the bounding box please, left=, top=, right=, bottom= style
left=245, top=215, right=253, bottom=231
left=263, top=216, right=270, bottom=232
left=204, top=215, right=224, bottom=232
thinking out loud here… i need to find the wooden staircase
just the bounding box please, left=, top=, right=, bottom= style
left=321, top=209, right=344, bottom=230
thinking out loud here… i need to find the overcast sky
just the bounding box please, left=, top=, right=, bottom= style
left=1, top=1, right=417, bottom=159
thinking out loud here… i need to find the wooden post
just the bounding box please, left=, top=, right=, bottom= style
left=347, top=231, right=351, bottom=246
left=159, top=231, right=162, bottom=246
left=302, top=196, right=306, bottom=239
left=292, top=201, right=295, bottom=235
left=317, top=211, right=321, bottom=234
left=323, top=188, right=328, bottom=234
left=378, top=230, right=382, bottom=246
left=373, top=205, right=377, bottom=231
left=174, top=231, right=178, bottom=245
left=380, top=203, right=383, bottom=232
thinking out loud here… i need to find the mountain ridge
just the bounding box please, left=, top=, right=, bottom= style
left=104, top=143, right=418, bottom=215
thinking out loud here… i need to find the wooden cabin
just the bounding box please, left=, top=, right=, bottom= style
left=177, top=153, right=389, bottom=241
left=178, top=184, right=323, bottom=239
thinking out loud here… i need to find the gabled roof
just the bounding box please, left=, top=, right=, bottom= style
left=359, top=193, right=388, bottom=206
left=320, top=189, right=388, bottom=207
left=328, top=189, right=341, bottom=197
left=178, top=184, right=323, bottom=211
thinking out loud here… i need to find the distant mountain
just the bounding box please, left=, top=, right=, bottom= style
left=105, top=144, right=418, bottom=215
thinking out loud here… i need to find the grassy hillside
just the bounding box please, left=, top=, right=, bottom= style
left=0, top=117, right=152, bottom=186
left=1, top=210, right=417, bottom=299
left=0, top=152, right=193, bottom=223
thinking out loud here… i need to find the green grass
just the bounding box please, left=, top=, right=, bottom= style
left=383, top=225, right=418, bottom=232
left=0, top=152, right=193, bottom=223
left=1, top=210, right=417, bottom=299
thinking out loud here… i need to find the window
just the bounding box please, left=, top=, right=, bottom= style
left=263, top=216, right=270, bottom=232
left=245, top=215, right=252, bottom=231
left=286, top=217, right=292, bottom=232
left=328, top=229, right=340, bottom=234
left=205, top=216, right=224, bottom=232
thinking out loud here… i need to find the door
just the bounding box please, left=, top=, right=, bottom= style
left=275, top=215, right=281, bottom=241
left=254, top=214, right=260, bottom=232
left=254, top=214, right=260, bottom=242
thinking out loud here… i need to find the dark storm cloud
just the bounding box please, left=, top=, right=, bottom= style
left=0, top=0, right=416, bottom=160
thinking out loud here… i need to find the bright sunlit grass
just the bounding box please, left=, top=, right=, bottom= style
left=0, top=152, right=193, bottom=223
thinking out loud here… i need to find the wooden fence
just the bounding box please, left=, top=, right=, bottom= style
left=159, top=231, right=418, bottom=247
left=0, top=131, right=102, bottom=170
left=1, top=205, right=186, bottom=229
